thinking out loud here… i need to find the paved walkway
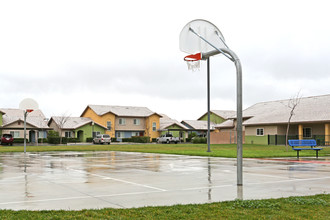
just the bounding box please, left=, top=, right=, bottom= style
left=0, top=151, right=329, bottom=210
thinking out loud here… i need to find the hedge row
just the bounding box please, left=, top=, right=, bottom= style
left=48, top=137, right=80, bottom=144
left=13, top=138, right=28, bottom=143
left=122, top=136, right=150, bottom=143
left=192, top=137, right=207, bottom=144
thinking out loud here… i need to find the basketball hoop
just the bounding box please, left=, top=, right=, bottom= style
left=184, top=53, right=201, bottom=71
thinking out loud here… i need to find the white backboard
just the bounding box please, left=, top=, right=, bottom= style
left=19, top=98, right=39, bottom=111
left=179, top=19, right=227, bottom=54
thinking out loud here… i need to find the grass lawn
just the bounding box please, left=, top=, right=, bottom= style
left=0, top=143, right=329, bottom=158
left=0, top=194, right=328, bottom=219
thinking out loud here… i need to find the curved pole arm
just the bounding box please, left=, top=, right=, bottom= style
left=202, top=48, right=243, bottom=186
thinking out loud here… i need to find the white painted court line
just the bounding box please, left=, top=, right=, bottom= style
left=177, top=176, right=330, bottom=192
left=244, top=172, right=290, bottom=180
left=183, top=184, right=234, bottom=191
left=67, top=168, right=167, bottom=192
left=246, top=176, right=330, bottom=186
left=0, top=190, right=161, bottom=206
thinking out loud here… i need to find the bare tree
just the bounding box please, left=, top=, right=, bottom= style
left=285, top=92, right=302, bottom=150
left=56, top=112, right=71, bottom=144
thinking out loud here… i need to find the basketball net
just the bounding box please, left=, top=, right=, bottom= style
left=184, top=53, right=201, bottom=72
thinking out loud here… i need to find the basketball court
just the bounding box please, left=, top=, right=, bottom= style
left=0, top=151, right=329, bottom=210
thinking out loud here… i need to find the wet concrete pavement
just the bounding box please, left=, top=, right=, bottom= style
left=0, top=151, right=329, bottom=210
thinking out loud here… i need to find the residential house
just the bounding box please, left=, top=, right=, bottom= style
left=214, top=94, right=330, bottom=145
left=0, top=108, right=50, bottom=142
left=159, top=114, right=188, bottom=141
left=48, top=117, right=107, bottom=142
left=0, top=110, right=5, bottom=133
left=80, top=105, right=162, bottom=141
left=242, top=94, right=330, bottom=145
left=181, top=120, right=216, bottom=137
left=198, top=110, right=236, bottom=124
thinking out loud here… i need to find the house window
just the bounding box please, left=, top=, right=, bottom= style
left=10, top=131, right=20, bottom=138
left=107, top=121, right=112, bottom=130
left=38, top=131, right=45, bottom=138
left=256, top=128, right=264, bottom=136
left=117, top=132, right=125, bottom=138
left=132, top=132, right=140, bottom=136
left=133, top=119, right=140, bottom=125
left=92, top=131, right=100, bottom=138
left=303, top=127, right=312, bottom=138
left=65, top=131, right=72, bottom=138
left=119, top=118, right=126, bottom=125
left=152, top=122, right=157, bottom=131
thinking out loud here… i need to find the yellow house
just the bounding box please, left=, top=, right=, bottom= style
left=80, top=105, right=161, bottom=141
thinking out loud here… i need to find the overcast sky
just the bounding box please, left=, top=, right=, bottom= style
left=1, top=0, right=330, bottom=121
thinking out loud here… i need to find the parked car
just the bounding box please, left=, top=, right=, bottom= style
left=1, top=134, right=13, bottom=146
left=157, top=133, right=180, bottom=144
left=93, top=134, right=111, bottom=145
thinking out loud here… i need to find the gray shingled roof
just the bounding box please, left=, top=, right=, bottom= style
left=211, top=110, right=236, bottom=119
left=198, top=110, right=236, bottom=120
left=159, top=114, right=188, bottom=130
left=1, top=108, right=49, bottom=129
left=50, top=117, right=106, bottom=129
left=181, top=120, right=216, bottom=130
left=243, top=94, right=330, bottom=125
left=216, top=119, right=235, bottom=128
left=87, top=105, right=158, bottom=117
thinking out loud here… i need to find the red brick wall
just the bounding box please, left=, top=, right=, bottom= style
left=210, top=131, right=245, bottom=144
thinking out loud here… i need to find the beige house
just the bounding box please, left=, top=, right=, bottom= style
left=214, top=94, right=330, bottom=145
left=0, top=108, right=50, bottom=142
left=242, top=94, right=330, bottom=145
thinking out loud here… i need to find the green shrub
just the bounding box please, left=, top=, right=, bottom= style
left=111, top=137, right=117, bottom=142
left=188, top=132, right=197, bottom=139
left=86, top=137, right=93, bottom=142
left=13, top=138, right=27, bottom=143
left=67, top=138, right=80, bottom=143
left=122, top=136, right=150, bottom=143
left=48, top=130, right=59, bottom=137
left=131, top=136, right=150, bottom=143
left=152, top=138, right=157, bottom=142
left=48, top=137, right=60, bottom=144
left=38, top=138, right=48, bottom=143
left=192, top=137, right=207, bottom=144
left=122, top=138, right=132, bottom=142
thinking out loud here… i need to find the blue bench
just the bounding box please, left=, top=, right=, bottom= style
left=288, top=139, right=323, bottom=159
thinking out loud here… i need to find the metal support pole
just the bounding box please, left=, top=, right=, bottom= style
left=207, top=57, right=211, bottom=152
left=202, top=48, right=243, bottom=186
left=23, top=111, right=27, bottom=154
left=234, top=56, right=243, bottom=186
